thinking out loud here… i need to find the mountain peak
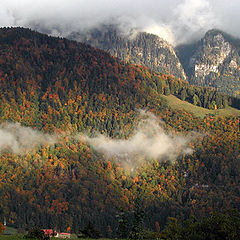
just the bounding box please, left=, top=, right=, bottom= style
left=68, top=25, right=187, bottom=80
left=205, top=29, right=225, bottom=37
left=180, top=29, right=240, bottom=96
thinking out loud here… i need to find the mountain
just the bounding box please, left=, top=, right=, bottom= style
left=176, top=29, right=240, bottom=97
left=68, top=25, right=187, bottom=81
left=0, top=27, right=239, bottom=236
left=68, top=26, right=240, bottom=97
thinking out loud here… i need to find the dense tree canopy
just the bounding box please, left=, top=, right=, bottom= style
left=0, top=27, right=239, bottom=237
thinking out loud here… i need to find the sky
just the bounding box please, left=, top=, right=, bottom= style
left=0, top=0, right=239, bottom=45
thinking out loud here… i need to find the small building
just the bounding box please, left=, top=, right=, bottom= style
left=57, top=232, right=71, bottom=238
left=42, top=229, right=71, bottom=238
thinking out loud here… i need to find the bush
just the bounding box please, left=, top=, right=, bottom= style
left=80, top=221, right=102, bottom=239
left=24, top=227, right=49, bottom=240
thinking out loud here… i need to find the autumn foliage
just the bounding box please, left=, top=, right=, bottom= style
left=0, top=27, right=239, bottom=236
left=0, top=222, right=5, bottom=234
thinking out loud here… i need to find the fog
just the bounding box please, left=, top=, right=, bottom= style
left=0, top=112, right=197, bottom=171
left=0, top=0, right=240, bottom=45
left=0, top=122, right=56, bottom=154
left=83, top=111, right=195, bottom=170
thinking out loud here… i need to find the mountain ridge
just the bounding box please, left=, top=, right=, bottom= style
left=68, top=24, right=187, bottom=81
left=68, top=25, right=240, bottom=97
left=0, top=27, right=239, bottom=235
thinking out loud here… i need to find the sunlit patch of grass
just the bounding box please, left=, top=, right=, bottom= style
left=162, top=94, right=240, bottom=118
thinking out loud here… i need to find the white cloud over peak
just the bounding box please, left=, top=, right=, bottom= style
left=0, top=0, right=239, bottom=45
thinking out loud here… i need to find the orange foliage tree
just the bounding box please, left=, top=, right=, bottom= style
left=0, top=222, right=5, bottom=234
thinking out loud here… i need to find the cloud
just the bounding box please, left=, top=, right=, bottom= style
left=82, top=111, right=195, bottom=170
left=0, top=122, right=56, bottom=154
left=0, top=0, right=240, bottom=45
left=171, top=0, right=219, bottom=44
left=0, top=113, right=197, bottom=170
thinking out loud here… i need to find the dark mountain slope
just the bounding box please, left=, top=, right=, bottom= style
left=0, top=27, right=234, bottom=130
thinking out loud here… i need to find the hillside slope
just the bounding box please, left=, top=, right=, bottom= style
left=162, top=94, right=240, bottom=118
left=0, top=27, right=239, bottom=236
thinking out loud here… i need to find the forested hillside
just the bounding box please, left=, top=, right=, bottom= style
left=0, top=27, right=239, bottom=237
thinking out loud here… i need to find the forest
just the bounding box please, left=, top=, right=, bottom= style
left=0, top=27, right=239, bottom=237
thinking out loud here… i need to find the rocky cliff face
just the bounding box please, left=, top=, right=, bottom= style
left=190, top=32, right=232, bottom=78
left=177, top=29, right=240, bottom=97
left=68, top=25, right=187, bottom=81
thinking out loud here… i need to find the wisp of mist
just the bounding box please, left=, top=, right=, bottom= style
left=0, top=122, right=56, bottom=154
left=83, top=111, right=195, bottom=170
left=0, top=112, right=197, bottom=170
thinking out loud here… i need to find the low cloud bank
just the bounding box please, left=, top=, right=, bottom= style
left=1, top=0, right=240, bottom=45
left=0, top=112, right=197, bottom=166
left=84, top=111, right=195, bottom=169
left=0, top=122, right=56, bottom=154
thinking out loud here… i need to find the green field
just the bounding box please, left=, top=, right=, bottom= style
left=0, top=236, right=110, bottom=240
left=0, top=227, right=108, bottom=239
left=162, top=94, right=240, bottom=118
left=0, top=227, right=26, bottom=240
left=0, top=235, right=26, bottom=240
left=0, top=235, right=76, bottom=240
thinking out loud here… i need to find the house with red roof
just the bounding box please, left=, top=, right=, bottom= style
left=42, top=229, right=71, bottom=238
left=58, top=232, right=71, bottom=238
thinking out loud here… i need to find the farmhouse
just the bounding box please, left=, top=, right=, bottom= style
left=57, top=232, right=71, bottom=238
left=42, top=229, right=71, bottom=238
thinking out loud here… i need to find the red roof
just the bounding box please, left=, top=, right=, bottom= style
left=60, top=232, right=71, bottom=235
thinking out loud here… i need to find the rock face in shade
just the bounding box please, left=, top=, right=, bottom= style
left=68, top=25, right=187, bottom=81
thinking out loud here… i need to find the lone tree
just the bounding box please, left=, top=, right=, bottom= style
left=25, top=227, right=49, bottom=240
